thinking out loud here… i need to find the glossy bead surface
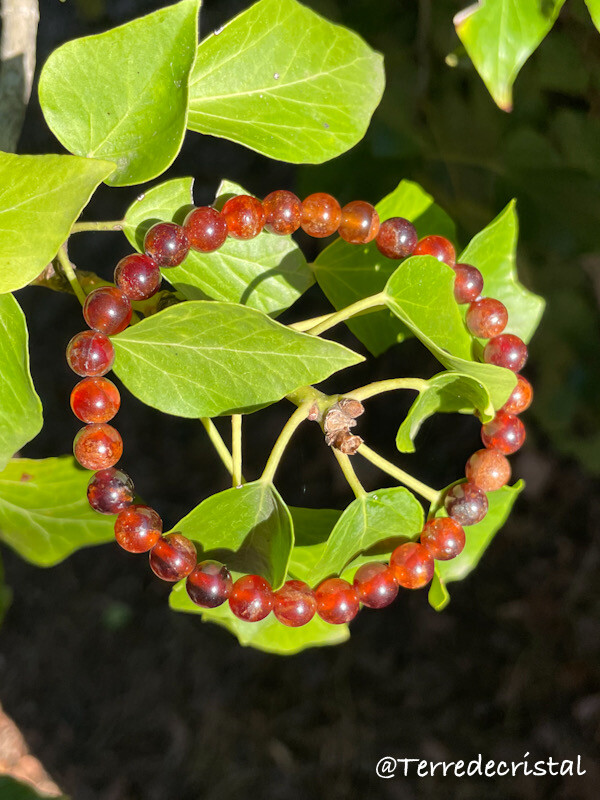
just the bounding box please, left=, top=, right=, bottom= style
left=114, top=254, right=161, bottom=301
left=481, top=411, right=526, bottom=455
left=353, top=562, right=398, bottom=609
left=375, top=217, right=418, bottom=259
left=222, top=195, right=265, bottom=240
left=338, top=200, right=380, bottom=244
left=390, top=542, right=434, bottom=589
left=315, top=578, right=359, bottom=624
left=186, top=560, right=233, bottom=608
left=466, top=298, right=508, bottom=339
left=501, top=374, right=533, bottom=415
left=73, top=423, right=122, bottom=470
left=66, top=330, right=115, bottom=377
left=149, top=533, right=197, bottom=582
left=263, top=190, right=302, bottom=235
left=413, top=235, right=456, bottom=267
left=229, top=575, right=273, bottom=622
left=87, top=468, right=134, bottom=515
left=300, top=193, right=341, bottom=238
left=183, top=206, right=228, bottom=252
left=484, top=334, right=528, bottom=372
left=452, top=263, right=484, bottom=304
left=420, top=518, right=466, bottom=561
left=115, top=504, right=162, bottom=553
left=444, top=482, right=488, bottom=526
left=273, top=579, right=316, bottom=627
left=143, top=222, right=190, bottom=267
left=70, top=377, right=120, bottom=423
left=83, top=286, right=132, bottom=336
left=466, top=448, right=511, bottom=491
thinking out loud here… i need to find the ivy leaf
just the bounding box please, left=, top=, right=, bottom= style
left=428, top=570, right=450, bottom=611
left=0, top=152, right=114, bottom=292
left=0, top=457, right=116, bottom=566
left=123, top=178, right=312, bottom=317
left=396, top=372, right=494, bottom=454
left=111, top=300, right=363, bottom=417
left=455, top=0, right=566, bottom=111
left=167, top=480, right=293, bottom=588
left=0, top=295, right=43, bottom=470
left=187, top=0, right=384, bottom=163
left=314, top=179, right=455, bottom=356
left=585, top=0, right=600, bottom=31
left=286, top=506, right=341, bottom=583
left=38, top=0, right=199, bottom=186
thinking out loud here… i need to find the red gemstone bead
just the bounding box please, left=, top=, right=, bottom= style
left=114, top=254, right=161, bottom=300
left=300, top=193, right=341, bottom=238
left=144, top=222, right=190, bottom=267
left=221, top=195, right=265, bottom=240
left=466, top=448, right=511, bottom=491
left=73, top=423, right=122, bottom=470
left=273, top=579, right=316, bottom=627
left=444, top=482, right=488, bottom=526
left=315, top=578, right=359, bottom=624
left=484, top=334, right=528, bottom=372
left=262, top=190, right=302, bottom=235
left=115, top=504, right=162, bottom=553
left=375, top=217, right=418, bottom=259
left=87, top=468, right=134, bottom=515
left=353, top=562, right=398, bottom=609
left=452, top=263, right=484, bottom=304
left=183, top=206, right=228, bottom=252
left=466, top=297, right=508, bottom=339
left=413, top=235, right=456, bottom=267
left=70, top=377, right=120, bottom=423
left=390, top=542, right=434, bottom=588
left=338, top=200, right=380, bottom=244
left=481, top=411, right=526, bottom=455
left=229, top=575, right=273, bottom=622
left=186, top=560, right=233, bottom=608
left=149, top=533, right=197, bottom=582
left=420, top=518, right=465, bottom=561
left=501, top=374, right=533, bottom=415
left=83, top=286, right=132, bottom=336
left=66, top=330, right=115, bottom=377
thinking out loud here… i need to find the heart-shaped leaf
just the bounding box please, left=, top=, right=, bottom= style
left=286, top=506, right=341, bottom=583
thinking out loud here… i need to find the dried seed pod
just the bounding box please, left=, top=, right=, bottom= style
left=329, top=430, right=363, bottom=455
left=338, top=398, right=364, bottom=419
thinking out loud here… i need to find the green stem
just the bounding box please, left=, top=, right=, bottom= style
left=307, top=293, right=386, bottom=336
left=56, top=246, right=86, bottom=306
left=261, top=403, right=312, bottom=484
left=71, top=220, right=124, bottom=233
left=289, top=311, right=337, bottom=333
left=347, top=377, right=428, bottom=402
left=200, top=417, right=243, bottom=480
left=231, top=414, right=242, bottom=487
left=357, top=443, right=440, bottom=505
left=333, top=450, right=366, bottom=498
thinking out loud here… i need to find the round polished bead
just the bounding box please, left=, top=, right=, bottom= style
left=183, top=206, right=228, bottom=252
left=70, top=377, right=120, bottom=423
left=73, top=423, right=122, bottom=470
left=375, top=217, right=418, bottom=259
left=300, top=193, right=341, bottom=238
left=390, top=542, right=434, bottom=589
left=229, top=575, right=273, bottom=622
left=444, top=482, right=488, bottom=526
left=353, top=562, right=398, bottom=609
left=315, top=578, right=359, bottom=624
left=413, top=235, right=456, bottom=267
left=273, top=579, right=316, bottom=627
left=452, top=263, right=484, bottom=304
left=149, top=533, right=197, bottom=582
left=186, top=560, right=233, bottom=608
left=501, top=374, right=533, bottom=415
left=262, top=190, right=302, bottom=235
left=481, top=411, right=526, bottom=455
left=338, top=200, right=380, bottom=244
left=144, top=222, right=190, bottom=267
left=420, top=518, right=466, bottom=561
left=87, top=468, right=134, bottom=515
left=83, top=286, right=132, bottom=336
left=484, top=334, right=528, bottom=372
left=115, top=504, right=162, bottom=553
left=115, top=253, right=162, bottom=301
left=466, top=448, right=511, bottom=491
left=222, top=195, right=265, bottom=240
left=66, top=330, right=115, bottom=377
left=466, top=298, right=508, bottom=339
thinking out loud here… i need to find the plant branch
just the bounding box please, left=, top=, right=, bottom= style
left=306, top=293, right=386, bottom=336
left=261, top=403, right=312, bottom=484
left=333, top=450, right=366, bottom=498
left=56, top=246, right=86, bottom=306
left=71, top=220, right=124, bottom=233
left=289, top=311, right=337, bottom=333
left=200, top=418, right=244, bottom=481
left=346, top=377, right=428, bottom=402
left=231, top=414, right=242, bottom=487
left=357, top=443, right=440, bottom=505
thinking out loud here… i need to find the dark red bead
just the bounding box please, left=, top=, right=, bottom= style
left=466, top=297, right=508, bottom=339
left=484, top=334, right=528, bottom=372
left=273, top=579, right=316, bottom=627
left=83, top=286, right=132, bottom=336
left=413, top=235, right=456, bottom=267
left=353, top=562, right=398, bottom=609
left=70, top=377, right=120, bottom=423
left=66, top=330, right=114, bottom=377
left=315, top=578, right=359, bottom=624
left=390, top=542, right=434, bottom=588
left=229, top=575, right=273, bottom=622
left=87, top=468, right=134, bottom=515
left=73, top=423, right=122, bottom=470
left=186, top=560, right=233, bottom=608
left=144, top=222, right=190, bottom=267
left=420, top=518, right=465, bottom=561
left=221, top=195, right=265, bottom=240
left=262, top=190, right=302, bottom=235
left=375, top=217, right=418, bottom=259
left=452, top=263, right=484, bottom=304
left=481, top=411, right=526, bottom=455
left=339, top=200, right=380, bottom=244
left=465, top=448, right=511, bottom=491
left=183, top=206, right=228, bottom=252
left=114, top=254, right=161, bottom=301
left=300, top=193, right=341, bottom=238
left=115, top=505, right=162, bottom=553
left=444, top=482, right=488, bottom=526
left=501, top=374, right=533, bottom=415
left=149, top=533, right=197, bottom=582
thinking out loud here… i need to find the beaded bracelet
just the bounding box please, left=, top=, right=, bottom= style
left=65, top=190, right=532, bottom=628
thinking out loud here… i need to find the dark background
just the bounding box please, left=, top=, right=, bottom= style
left=1, top=0, right=600, bottom=797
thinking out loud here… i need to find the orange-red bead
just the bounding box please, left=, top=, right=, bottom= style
left=70, top=377, right=120, bottom=423
left=184, top=206, right=228, bottom=252
left=444, top=482, right=488, bottom=526
left=338, top=200, right=380, bottom=244
left=229, top=574, right=273, bottom=621
left=66, top=330, right=114, bottom=377
left=149, top=533, right=197, bottom=581
left=115, top=505, right=162, bottom=553
left=376, top=217, right=418, bottom=259
left=273, top=579, right=316, bottom=627
left=390, top=542, right=434, bottom=589
left=222, top=195, right=265, bottom=240
left=83, top=286, right=132, bottom=335
left=300, top=193, right=341, bottom=238
left=452, top=263, right=484, bottom=304
left=481, top=411, right=526, bottom=455
left=143, top=222, right=190, bottom=267
left=114, top=253, right=161, bottom=300
left=466, top=449, right=511, bottom=491
left=413, top=235, right=456, bottom=267
left=262, top=190, right=302, bottom=235
left=466, top=298, right=508, bottom=339
left=501, top=374, right=533, bottom=415
left=420, top=518, right=465, bottom=561
left=186, top=560, right=233, bottom=608
left=315, top=578, right=359, bottom=624
left=484, top=334, right=528, bottom=372
left=87, top=468, right=134, bottom=515
left=73, top=423, right=122, bottom=470
left=353, top=562, right=398, bottom=608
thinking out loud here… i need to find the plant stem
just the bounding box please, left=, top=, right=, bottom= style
left=71, top=220, right=124, bottom=233
left=333, top=450, right=366, bottom=498
left=289, top=311, right=337, bottom=333
left=200, top=417, right=242, bottom=480
left=56, top=245, right=86, bottom=306
left=357, top=443, right=440, bottom=505
left=347, top=377, right=428, bottom=402
left=261, top=403, right=312, bottom=484
left=306, top=292, right=386, bottom=336
left=231, top=414, right=242, bottom=487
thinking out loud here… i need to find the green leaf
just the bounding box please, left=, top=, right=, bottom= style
left=0, top=295, right=43, bottom=470
left=187, top=0, right=384, bottom=163
left=123, top=178, right=313, bottom=316
left=0, top=457, right=116, bottom=566
left=585, top=0, right=600, bottom=31
left=455, top=0, right=566, bottom=111
left=286, top=506, right=341, bottom=582
left=38, top=0, right=199, bottom=186
left=428, top=570, right=450, bottom=611
left=0, top=152, right=114, bottom=292
left=313, top=179, right=456, bottom=356
left=112, top=300, right=363, bottom=417
left=0, top=777, right=68, bottom=800
left=167, top=480, right=293, bottom=588
left=458, top=202, right=545, bottom=343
